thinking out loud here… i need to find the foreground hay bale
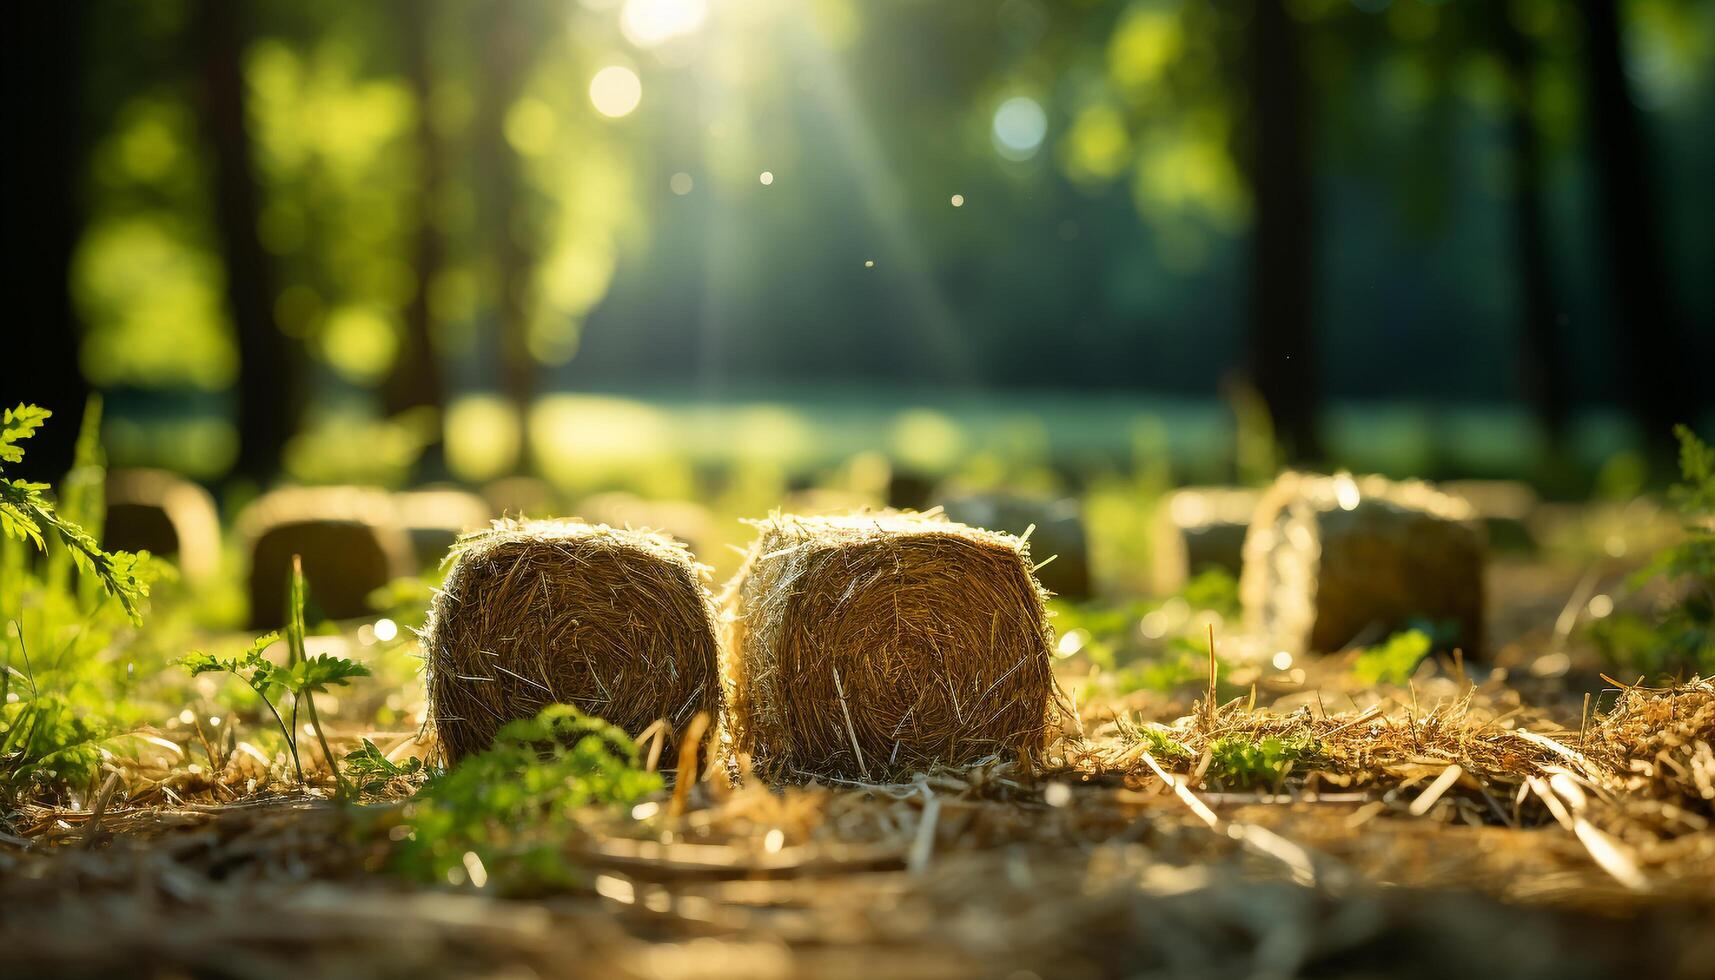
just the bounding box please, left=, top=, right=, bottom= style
left=240, top=487, right=415, bottom=628
left=424, top=520, right=720, bottom=764
left=1151, top=486, right=1260, bottom=594
left=1240, top=473, right=1484, bottom=656
left=104, top=469, right=222, bottom=582
left=940, top=493, right=1093, bottom=598
left=723, top=512, right=1054, bottom=781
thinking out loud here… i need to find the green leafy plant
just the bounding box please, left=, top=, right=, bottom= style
left=1, top=403, right=148, bottom=624
left=383, top=705, right=662, bottom=892
left=2, top=401, right=164, bottom=802
left=1352, top=628, right=1433, bottom=686
left=1591, top=426, right=1715, bottom=677
left=183, top=556, right=369, bottom=792
left=1205, top=732, right=1318, bottom=789
left=343, top=737, right=425, bottom=795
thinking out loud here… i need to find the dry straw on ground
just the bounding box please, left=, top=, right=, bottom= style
left=721, top=510, right=1056, bottom=782
left=423, top=519, right=721, bottom=764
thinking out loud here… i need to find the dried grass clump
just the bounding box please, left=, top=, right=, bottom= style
left=722, top=511, right=1055, bottom=782
left=424, top=519, right=720, bottom=764
left=1591, top=677, right=1715, bottom=818
left=1240, top=472, right=1485, bottom=656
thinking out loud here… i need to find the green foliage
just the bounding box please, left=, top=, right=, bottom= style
left=1352, top=629, right=1433, bottom=687
left=1179, top=567, right=1240, bottom=620
left=383, top=705, right=662, bottom=892
left=1591, top=426, right=1715, bottom=677
left=1, top=404, right=148, bottom=624
left=1, top=624, right=109, bottom=797
left=1130, top=725, right=1193, bottom=762
left=1205, top=732, right=1318, bottom=790
left=182, top=558, right=369, bottom=791
left=343, top=737, right=424, bottom=795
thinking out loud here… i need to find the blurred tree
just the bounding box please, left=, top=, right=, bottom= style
left=385, top=0, right=446, bottom=434
left=196, top=0, right=300, bottom=482
left=472, top=0, right=538, bottom=422
left=6, top=4, right=90, bottom=479
left=1579, top=0, right=1694, bottom=455
left=1491, top=2, right=1568, bottom=445
left=1241, top=0, right=1320, bottom=462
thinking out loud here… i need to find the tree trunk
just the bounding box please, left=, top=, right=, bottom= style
left=196, top=0, right=298, bottom=485
left=473, top=5, right=535, bottom=429
left=6, top=3, right=89, bottom=481
left=1494, top=6, right=1568, bottom=446
left=1243, top=0, right=1321, bottom=463
left=1578, top=0, right=1691, bottom=455
left=385, top=0, right=447, bottom=476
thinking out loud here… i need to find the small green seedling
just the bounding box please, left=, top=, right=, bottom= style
left=183, top=556, right=369, bottom=793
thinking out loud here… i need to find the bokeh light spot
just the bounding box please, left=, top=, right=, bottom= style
left=759, top=170, right=774, bottom=186
left=669, top=171, right=694, bottom=195
left=620, top=0, right=706, bottom=48
left=589, top=65, right=642, bottom=118
left=992, top=96, right=1047, bottom=160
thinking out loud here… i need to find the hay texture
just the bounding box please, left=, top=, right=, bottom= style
left=424, top=519, right=721, bottom=764
left=239, top=487, right=415, bottom=629
left=722, top=511, right=1055, bottom=782
left=1240, top=472, right=1484, bottom=657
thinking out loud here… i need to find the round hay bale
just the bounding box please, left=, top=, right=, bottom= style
left=939, top=492, right=1093, bottom=599
left=1240, top=472, right=1485, bottom=657
left=1151, top=486, right=1261, bottom=595
left=423, top=519, right=721, bottom=764
left=722, top=511, right=1055, bottom=782
left=104, top=469, right=222, bottom=582
left=239, top=487, right=415, bottom=629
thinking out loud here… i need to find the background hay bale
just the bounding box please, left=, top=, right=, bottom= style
left=1240, top=472, right=1485, bottom=657
left=104, top=469, right=222, bottom=582
left=423, top=519, right=720, bottom=764
left=240, top=487, right=415, bottom=629
left=1439, top=479, right=1540, bottom=553
left=576, top=492, right=714, bottom=558
left=723, top=511, right=1055, bottom=782
left=938, top=493, right=1093, bottom=599
left=1151, top=486, right=1261, bottom=595
left=391, top=488, right=491, bottom=568
left=480, top=475, right=559, bottom=519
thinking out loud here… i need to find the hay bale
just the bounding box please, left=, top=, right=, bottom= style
left=480, top=475, right=558, bottom=518
left=939, top=493, right=1093, bottom=599
left=576, top=492, right=713, bottom=557
left=103, top=469, right=222, bottom=582
left=424, top=519, right=720, bottom=764
left=723, top=511, right=1055, bottom=781
left=239, top=487, right=415, bottom=629
left=1240, top=472, right=1485, bottom=656
left=392, top=488, right=491, bottom=568
left=1151, top=487, right=1261, bottom=594
left=1439, top=479, right=1539, bottom=553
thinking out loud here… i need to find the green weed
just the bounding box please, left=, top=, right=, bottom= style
left=1591, top=426, right=1715, bottom=677
left=382, top=705, right=662, bottom=892
left=1351, top=629, right=1433, bottom=687
left=182, top=556, right=369, bottom=792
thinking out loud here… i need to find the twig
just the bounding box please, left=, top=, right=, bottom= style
left=832, top=667, right=871, bottom=780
